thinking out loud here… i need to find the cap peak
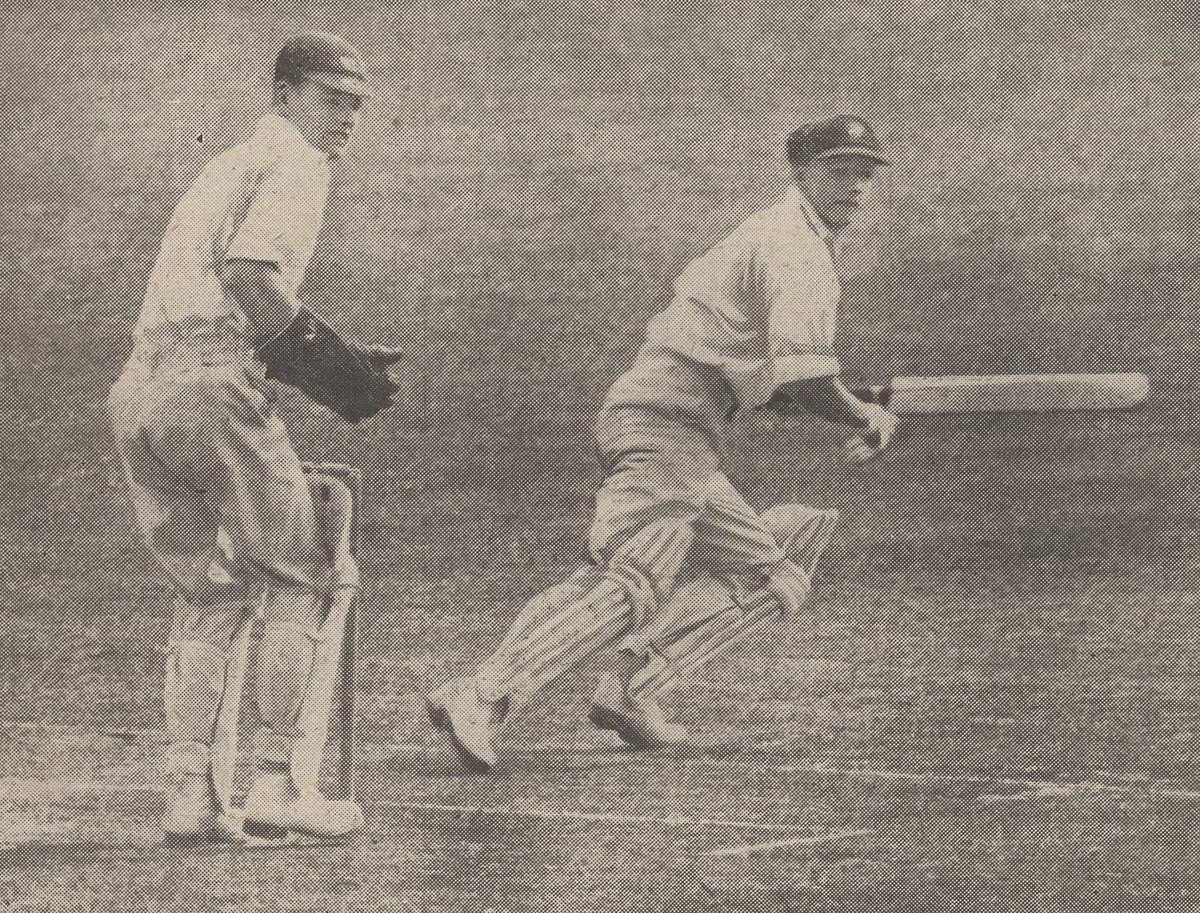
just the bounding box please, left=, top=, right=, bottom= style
left=275, top=32, right=370, bottom=98
left=787, top=116, right=888, bottom=168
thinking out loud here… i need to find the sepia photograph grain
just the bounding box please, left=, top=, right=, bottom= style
left=1, top=2, right=1192, bottom=910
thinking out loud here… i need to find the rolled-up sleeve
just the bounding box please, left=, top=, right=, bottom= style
left=766, top=265, right=841, bottom=386
left=641, top=192, right=843, bottom=411
left=225, top=157, right=329, bottom=291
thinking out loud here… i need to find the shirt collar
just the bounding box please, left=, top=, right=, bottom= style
left=785, top=184, right=833, bottom=244
left=251, top=113, right=330, bottom=163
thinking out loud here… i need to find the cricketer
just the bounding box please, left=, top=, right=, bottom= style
left=428, top=115, right=899, bottom=770
left=107, top=33, right=400, bottom=842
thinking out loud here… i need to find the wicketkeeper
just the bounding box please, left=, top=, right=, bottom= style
left=428, top=116, right=899, bottom=770
left=107, top=33, right=401, bottom=842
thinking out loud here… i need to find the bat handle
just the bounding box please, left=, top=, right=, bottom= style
left=850, top=386, right=890, bottom=407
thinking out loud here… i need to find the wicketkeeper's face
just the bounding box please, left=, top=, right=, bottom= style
left=800, top=156, right=881, bottom=232
left=278, top=79, right=366, bottom=157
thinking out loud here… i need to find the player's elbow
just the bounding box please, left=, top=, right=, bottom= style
left=217, top=258, right=275, bottom=302
left=217, top=259, right=297, bottom=346
left=769, top=375, right=841, bottom=418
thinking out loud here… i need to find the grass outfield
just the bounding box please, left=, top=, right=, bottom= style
left=4, top=0, right=1200, bottom=909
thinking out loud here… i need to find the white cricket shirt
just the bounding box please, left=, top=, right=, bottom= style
left=599, top=185, right=843, bottom=447
left=134, top=114, right=331, bottom=339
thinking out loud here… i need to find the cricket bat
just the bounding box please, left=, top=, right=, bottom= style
left=850, top=373, right=1149, bottom=415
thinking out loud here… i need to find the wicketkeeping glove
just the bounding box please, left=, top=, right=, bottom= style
left=256, top=309, right=400, bottom=424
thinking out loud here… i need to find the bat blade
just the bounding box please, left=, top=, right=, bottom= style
left=854, top=373, right=1149, bottom=414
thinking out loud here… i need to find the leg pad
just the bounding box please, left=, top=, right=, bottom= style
left=629, top=506, right=838, bottom=696
left=164, top=640, right=228, bottom=743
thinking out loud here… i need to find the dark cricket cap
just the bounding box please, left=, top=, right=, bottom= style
left=274, top=32, right=371, bottom=98
left=786, top=116, right=888, bottom=168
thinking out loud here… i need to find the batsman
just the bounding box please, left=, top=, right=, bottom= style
left=107, top=34, right=402, bottom=842
left=429, top=116, right=900, bottom=770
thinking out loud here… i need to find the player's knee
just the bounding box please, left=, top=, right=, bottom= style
left=307, top=473, right=359, bottom=588
left=758, top=506, right=839, bottom=575
left=602, top=561, right=658, bottom=625
left=759, top=559, right=812, bottom=618
left=609, top=521, right=694, bottom=587
left=254, top=620, right=318, bottom=733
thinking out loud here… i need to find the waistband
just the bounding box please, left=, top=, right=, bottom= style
left=594, top=404, right=725, bottom=468
left=131, top=314, right=253, bottom=363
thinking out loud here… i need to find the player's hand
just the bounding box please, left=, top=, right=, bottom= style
left=846, top=403, right=899, bottom=463
left=357, top=344, right=406, bottom=371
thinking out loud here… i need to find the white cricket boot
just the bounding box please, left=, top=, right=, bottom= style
left=588, top=663, right=688, bottom=750
left=426, top=677, right=508, bottom=772
left=243, top=759, right=363, bottom=841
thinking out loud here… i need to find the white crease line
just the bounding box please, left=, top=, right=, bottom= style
left=0, top=786, right=813, bottom=834
left=0, top=778, right=153, bottom=798
left=378, top=801, right=811, bottom=832
left=0, top=723, right=157, bottom=740
left=5, top=722, right=1186, bottom=795
left=699, top=829, right=876, bottom=859
left=772, top=763, right=993, bottom=784
left=980, top=782, right=1200, bottom=803
left=769, top=764, right=1200, bottom=803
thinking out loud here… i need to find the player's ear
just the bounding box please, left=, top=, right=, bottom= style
left=272, top=79, right=294, bottom=108
left=794, top=161, right=817, bottom=195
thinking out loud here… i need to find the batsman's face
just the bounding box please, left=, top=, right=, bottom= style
left=278, top=79, right=366, bottom=157
left=800, top=156, right=881, bottom=232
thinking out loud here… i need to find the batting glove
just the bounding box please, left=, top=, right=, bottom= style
left=846, top=403, right=899, bottom=463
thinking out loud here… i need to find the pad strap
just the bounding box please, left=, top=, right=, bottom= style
left=602, top=563, right=659, bottom=628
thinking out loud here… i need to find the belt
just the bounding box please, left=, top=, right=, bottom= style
left=132, top=315, right=253, bottom=365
